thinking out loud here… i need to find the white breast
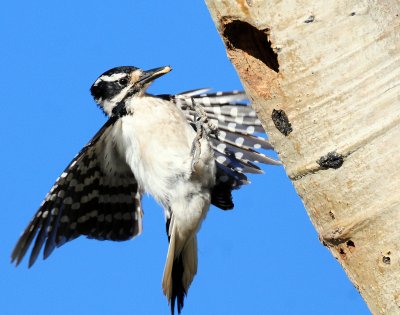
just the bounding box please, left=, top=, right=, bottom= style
left=116, top=96, right=199, bottom=203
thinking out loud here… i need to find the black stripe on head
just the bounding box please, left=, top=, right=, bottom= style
left=101, top=66, right=139, bottom=77
left=90, top=66, right=139, bottom=102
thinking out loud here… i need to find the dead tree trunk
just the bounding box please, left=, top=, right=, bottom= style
left=205, top=1, right=400, bottom=313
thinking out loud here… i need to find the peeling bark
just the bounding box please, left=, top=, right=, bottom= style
left=206, top=1, right=400, bottom=314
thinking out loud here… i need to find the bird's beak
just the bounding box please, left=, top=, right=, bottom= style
left=137, top=66, right=172, bottom=85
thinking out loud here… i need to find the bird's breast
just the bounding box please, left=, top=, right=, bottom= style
left=117, top=96, right=203, bottom=200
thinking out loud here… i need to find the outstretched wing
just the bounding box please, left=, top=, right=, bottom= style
left=12, top=117, right=143, bottom=267
left=162, top=89, right=280, bottom=210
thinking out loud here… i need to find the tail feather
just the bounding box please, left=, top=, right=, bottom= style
left=162, top=225, right=198, bottom=315
left=162, top=224, right=176, bottom=302
left=171, top=254, right=185, bottom=314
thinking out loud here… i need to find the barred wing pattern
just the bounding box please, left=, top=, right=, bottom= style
left=12, top=118, right=143, bottom=267
left=167, top=89, right=280, bottom=210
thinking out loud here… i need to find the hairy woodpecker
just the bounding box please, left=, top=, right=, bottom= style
left=12, top=66, right=279, bottom=314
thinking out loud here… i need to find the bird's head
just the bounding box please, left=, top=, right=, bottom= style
left=90, top=65, right=172, bottom=116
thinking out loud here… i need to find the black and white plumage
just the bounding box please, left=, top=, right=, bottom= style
left=12, top=66, right=279, bottom=314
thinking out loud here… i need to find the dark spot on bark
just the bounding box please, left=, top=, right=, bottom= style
left=317, top=151, right=344, bottom=169
left=339, top=248, right=346, bottom=259
left=383, top=256, right=391, bottom=264
left=223, top=20, right=279, bottom=73
left=346, top=240, right=355, bottom=253
left=322, top=233, right=353, bottom=247
left=272, top=109, right=292, bottom=136
left=350, top=12, right=356, bottom=16
left=382, top=251, right=391, bottom=265
left=329, top=211, right=335, bottom=219
left=304, top=15, right=315, bottom=23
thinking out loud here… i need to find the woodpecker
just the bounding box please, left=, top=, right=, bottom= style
left=12, top=66, right=279, bottom=314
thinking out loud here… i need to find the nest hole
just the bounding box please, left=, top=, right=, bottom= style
left=223, top=20, right=279, bottom=73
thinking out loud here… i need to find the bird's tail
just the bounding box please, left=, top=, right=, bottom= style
left=162, top=225, right=198, bottom=315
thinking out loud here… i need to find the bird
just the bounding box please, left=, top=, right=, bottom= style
left=11, top=65, right=279, bottom=314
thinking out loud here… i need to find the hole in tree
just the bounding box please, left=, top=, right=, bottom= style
left=223, top=20, right=279, bottom=73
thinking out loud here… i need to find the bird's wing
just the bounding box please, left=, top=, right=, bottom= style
left=12, top=117, right=143, bottom=267
left=163, top=89, right=281, bottom=210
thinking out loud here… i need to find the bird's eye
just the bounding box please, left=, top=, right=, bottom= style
left=118, top=78, right=128, bottom=85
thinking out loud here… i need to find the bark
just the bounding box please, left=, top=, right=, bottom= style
left=205, top=1, right=400, bottom=314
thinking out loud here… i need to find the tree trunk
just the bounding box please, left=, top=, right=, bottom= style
left=205, top=1, right=400, bottom=313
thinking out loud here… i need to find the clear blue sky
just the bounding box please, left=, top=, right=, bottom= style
left=1, top=1, right=369, bottom=314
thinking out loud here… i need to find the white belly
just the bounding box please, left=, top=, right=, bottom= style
left=116, top=96, right=215, bottom=207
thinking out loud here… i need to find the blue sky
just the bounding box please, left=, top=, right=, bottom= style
left=1, top=1, right=369, bottom=314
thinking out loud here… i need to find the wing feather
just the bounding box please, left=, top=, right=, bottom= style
left=12, top=118, right=143, bottom=267
left=164, top=89, right=281, bottom=210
